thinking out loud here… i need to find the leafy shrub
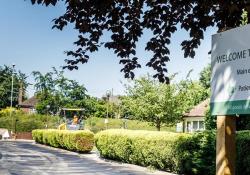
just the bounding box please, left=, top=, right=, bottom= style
left=95, top=129, right=203, bottom=174
left=95, top=129, right=250, bottom=175
left=236, top=130, right=250, bottom=175
left=32, top=129, right=94, bottom=152
left=0, top=107, right=22, bottom=116
left=0, top=108, right=60, bottom=132
left=204, top=107, right=216, bottom=130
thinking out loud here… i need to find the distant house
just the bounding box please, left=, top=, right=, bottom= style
left=108, top=95, right=121, bottom=105
left=102, top=94, right=122, bottom=118
left=177, top=99, right=209, bottom=133
left=19, top=96, right=38, bottom=114
left=102, top=94, right=121, bottom=105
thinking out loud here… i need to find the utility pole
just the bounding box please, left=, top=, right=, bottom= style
left=105, top=90, right=111, bottom=129
left=10, top=64, right=15, bottom=139
left=10, top=64, right=15, bottom=108
left=46, top=105, right=50, bottom=128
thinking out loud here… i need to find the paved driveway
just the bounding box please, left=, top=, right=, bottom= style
left=0, top=141, right=175, bottom=175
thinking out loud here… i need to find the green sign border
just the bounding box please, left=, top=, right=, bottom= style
left=211, top=100, right=250, bottom=115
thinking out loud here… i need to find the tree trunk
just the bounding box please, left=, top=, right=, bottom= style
left=156, top=119, right=161, bottom=131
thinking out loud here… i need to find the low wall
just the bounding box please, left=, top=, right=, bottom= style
left=15, top=132, right=33, bottom=140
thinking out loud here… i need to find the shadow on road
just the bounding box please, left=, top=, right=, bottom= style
left=0, top=141, right=173, bottom=175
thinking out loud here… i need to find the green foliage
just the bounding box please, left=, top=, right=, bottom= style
left=0, top=108, right=59, bottom=132
left=122, top=75, right=208, bottom=131
left=199, top=64, right=211, bottom=90
left=31, top=1, right=250, bottom=83
left=178, top=80, right=208, bottom=112
left=84, top=97, right=107, bottom=118
left=85, top=117, right=175, bottom=133
left=184, top=131, right=216, bottom=175
left=204, top=110, right=250, bottom=131
left=236, top=131, right=250, bottom=175
left=241, top=9, right=248, bottom=26
left=32, top=129, right=94, bottom=152
left=0, top=107, right=20, bottom=116
left=95, top=129, right=250, bottom=175
left=122, top=76, right=186, bottom=130
left=0, top=65, right=28, bottom=109
left=236, top=116, right=250, bottom=130
left=204, top=107, right=216, bottom=130
left=95, top=129, right=216, bottom=174
left=33, top=68, right=89, bottom=115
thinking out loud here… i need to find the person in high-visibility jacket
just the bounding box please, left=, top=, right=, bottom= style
left=72, top=115, right=79, bottom=125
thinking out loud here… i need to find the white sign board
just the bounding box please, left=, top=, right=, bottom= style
left=211, top=24, right=250, bottom=115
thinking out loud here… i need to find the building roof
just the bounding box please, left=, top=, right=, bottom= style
left=184, top=99, right=209, bottom=117
left=102, top=95, right=122, bottom=105
left=109, top=95, right=121, bottom=105
left=19, top=96, right=38, bottom=108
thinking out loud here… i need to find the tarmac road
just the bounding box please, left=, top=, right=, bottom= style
left=0, top=140, right=174, bottom=175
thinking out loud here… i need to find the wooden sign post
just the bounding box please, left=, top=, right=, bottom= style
left=211, top=24, right=250, bottom=175
left=216, top=116, right=236, bottom=175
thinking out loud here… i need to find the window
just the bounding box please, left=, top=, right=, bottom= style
left=185, top=120, right=205, bottom=133
left=187, top=121, right=192, bottom=132
left=199, top=121, right=204, bottom=130
left=193, top=121, right=198, bottom=130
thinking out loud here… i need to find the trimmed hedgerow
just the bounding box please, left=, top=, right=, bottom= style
left=95, top=130, right=250, bottom=175
left=95, top=129, right=216, bottom=174
left=236, top=130, right=250, bottom=175
left=95, top=129, right=250, bottom=175
left=32, top=129, right=94, bottom=152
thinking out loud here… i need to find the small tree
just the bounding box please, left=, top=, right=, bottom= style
left=199, top=64, right=211, bottom=90
left=33, top=68, right=89, bottom=114
left=122, top=76, right=185, bottom=131
left=0, top=65, right=28, bottom=108
left=178, top=80, right=208, bottom=112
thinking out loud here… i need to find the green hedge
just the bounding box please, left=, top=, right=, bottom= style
left=236, top=131, right=250, bottom=175
left=95, top=129, right=250, bottom=175
left=32, top=129, right=94, bottom=152
left=0, top=109, right=60, bottom=132
left=95, top=129, right=215, bottom=174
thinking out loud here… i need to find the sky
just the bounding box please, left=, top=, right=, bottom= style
left=0, top=1, right=216, bottom=98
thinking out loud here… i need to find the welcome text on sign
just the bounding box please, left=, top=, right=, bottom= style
left=216, top=49, right=250, bottom=64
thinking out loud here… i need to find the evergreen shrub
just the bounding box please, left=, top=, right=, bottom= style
left=32, top=129, right=94, bottom=152
left=236, top=131, right=250, bottom=175
left=95, top=129, right=250, bottom=175
left=0, top=108, right=60, bottom=132
left=95, top=129, right=216, bottom=174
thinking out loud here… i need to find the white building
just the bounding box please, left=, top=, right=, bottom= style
left=177, top=99, right=209, bottom=133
